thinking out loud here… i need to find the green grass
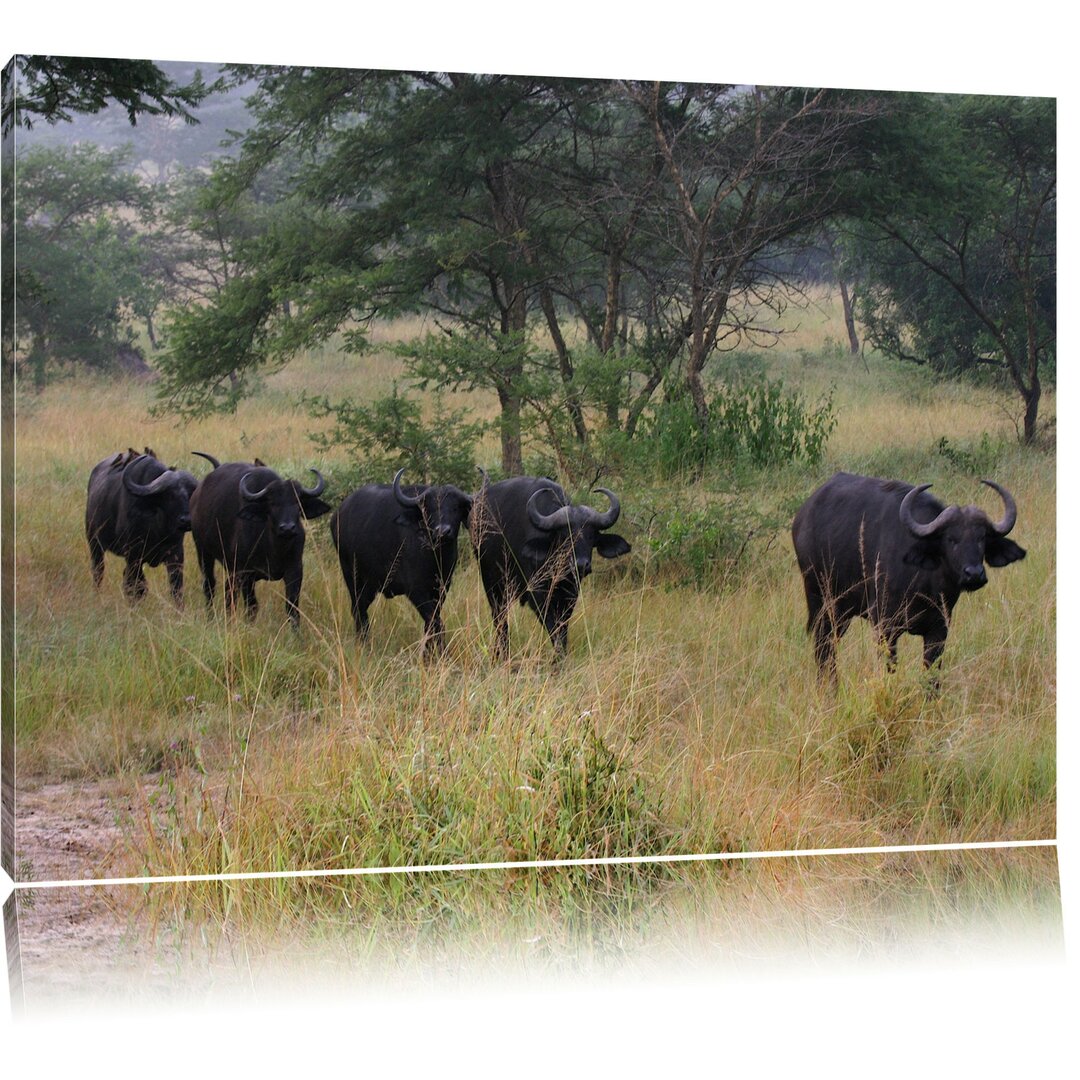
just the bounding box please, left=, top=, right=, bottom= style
left=13, top=289, right=1056, bottom=926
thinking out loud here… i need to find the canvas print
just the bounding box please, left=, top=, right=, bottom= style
left=1, top=60, right=1055, bottom=916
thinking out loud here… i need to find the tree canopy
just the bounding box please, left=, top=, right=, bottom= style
left=3, top=56, right=212, bottom=136
left=13, top=143, right=159, bottom=388
left=154, top=72, right=887, bottom=470
left=7, top=60, right=1056, bottom=457
left=840, top=93, right=1055, bottom=441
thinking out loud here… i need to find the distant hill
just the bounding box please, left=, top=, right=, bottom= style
left=14, top=58, right=256, bottom=180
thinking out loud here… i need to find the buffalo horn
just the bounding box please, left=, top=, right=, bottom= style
left=899, top=483, right=959, bottom=538
left=392, top=468, right=423, bottom=507
left=299, top=468, right=326, bottom=497
left=122, top=455, right=180, bottom=497
left=584, top=487, right=620, bottom=529
left=981, top=479, right=1017, bottom=536
left=239, top=471, right=273, bottom=501
left=527, top=487, right=573, bottom=531
left=192, top=450, right=221, bottom=470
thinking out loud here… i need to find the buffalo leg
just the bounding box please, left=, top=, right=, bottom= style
left=165, top=549, right=184, bottom=607
left=224, top=573, right=239, bottom=614
left=350, top=583, right=377, bottom=639
left=283, top=569, right=301, bottom=627
left=197, top=546, right=217, bottom=609
left=921, top=627, right=949, bottom=694
left=414, top=593, right=446, bottom=657
left=538, top=600, right=571, bottom=657
left=922, top=628, right=948, bottom=669
left=812, top=611, right=849, bottom=685
left=340, top=560, right=376, bottom=638
left=240, top=575, right=260, bottom=622
left=89, top=537, right=105, bottom=589
left=879, top=628, right=901, bottom=673
left=484, top=582, right=511, bottom=660
left=804, top=575, right=837, bottom=681
left=122, top=559, right=148, bottom=601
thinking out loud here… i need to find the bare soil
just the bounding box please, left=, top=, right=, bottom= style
left=10, top=777, right=173, bottom=1010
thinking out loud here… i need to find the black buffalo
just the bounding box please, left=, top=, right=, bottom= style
left=330, top=469, right=473, bottom=654
left=471, top=474, right=631, bottom=657
left=791, top=471, right=1026, bottom=682
left=190, top=459, right=331, bottom=626
left=85, top=450, right=198, bottom=603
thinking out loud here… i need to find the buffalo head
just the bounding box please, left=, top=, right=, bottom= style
left=391, top=469, right=472, bottom=549
left=122, top=454, right=198, bottom=542
left=238, top=468, right=332, bottom=539
left=900, top=478, right=1026, bottom=590
left=524, top=485, right=630, bottom=580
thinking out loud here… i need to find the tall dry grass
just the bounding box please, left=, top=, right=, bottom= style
left=13, top=290, right=1056, bottom=924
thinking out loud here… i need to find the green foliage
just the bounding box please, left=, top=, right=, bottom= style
left=13, top=144, right=157, bottom=388
left=304, top=385, right=486, bottom=488
left=842, top=93, right=1055, bottom=440
left=935, top=432, right=1010, bottom=477
left=155, top=273, right=278, bottom=416
left=6, top=56, right=212, bottom=135
left=642, top=379, right=837, bottom=477
left=642, top=500, right=766, bottom=591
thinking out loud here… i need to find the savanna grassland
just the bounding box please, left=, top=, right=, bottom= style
left=12, top=292, right=1056, bottom=936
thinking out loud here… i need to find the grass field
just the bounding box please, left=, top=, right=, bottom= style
left=13, top=290, right=1056, bottom=930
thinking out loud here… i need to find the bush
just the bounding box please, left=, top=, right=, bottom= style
left=642, top=498, right=769, bottom=591
left=642, top=378, right=836, bottom=477
left=303, top=385, right=486, bottom=488
left=934, top=432, right=1010, bottom=476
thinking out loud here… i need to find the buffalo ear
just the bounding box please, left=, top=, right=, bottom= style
left=238, top=502, right=268, bottom=521
left=596, top=533, right=631, bottom=560
left=902, top=539, right=941, bottom=571
left=301, top=496, right=333, bottom=520
left=461, top=494, right=474, bottom=523
left=985, top=535, right=1026, bottom=567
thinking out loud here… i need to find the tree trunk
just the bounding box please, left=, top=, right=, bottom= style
left=496, top=384, right=523, bottom=473
left=839, top=279, right=860, bottom=354
left=685, top=365, right=709, bottom=429
left=497, top=288, right=528, bottom=474
left=1023, top=369, right=1041, bottom=444
left=624, top=369, right=665, bottom=438
left=538, top=286, right=587, bottom=443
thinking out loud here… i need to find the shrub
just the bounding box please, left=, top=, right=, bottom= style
left=303, top=385, right=486, bottom=488
left=642, top=378, right=836, bottom=477
left=516, top=724, right=671, bottom=864
left=934, top=432, right=1010, bottom=476
left=642, top=498, right=769, bottom=591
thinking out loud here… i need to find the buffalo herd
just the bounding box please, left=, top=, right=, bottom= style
left=86, top=448, right=1027, bottom=682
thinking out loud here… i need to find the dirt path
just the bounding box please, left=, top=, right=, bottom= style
left=15, top=777, right=133, bottom=883
left=10, top=778, right=167, bottom=1009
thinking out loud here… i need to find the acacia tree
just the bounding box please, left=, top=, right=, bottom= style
left=624, top=83, right=878, bottom=430
left=3, top=55, right=209, bottom=136
left=157, top=68, right=616, bottom=473
left=843, top=94, right=1055, bottom=442
left=156, top=73, right=884, bottom=468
